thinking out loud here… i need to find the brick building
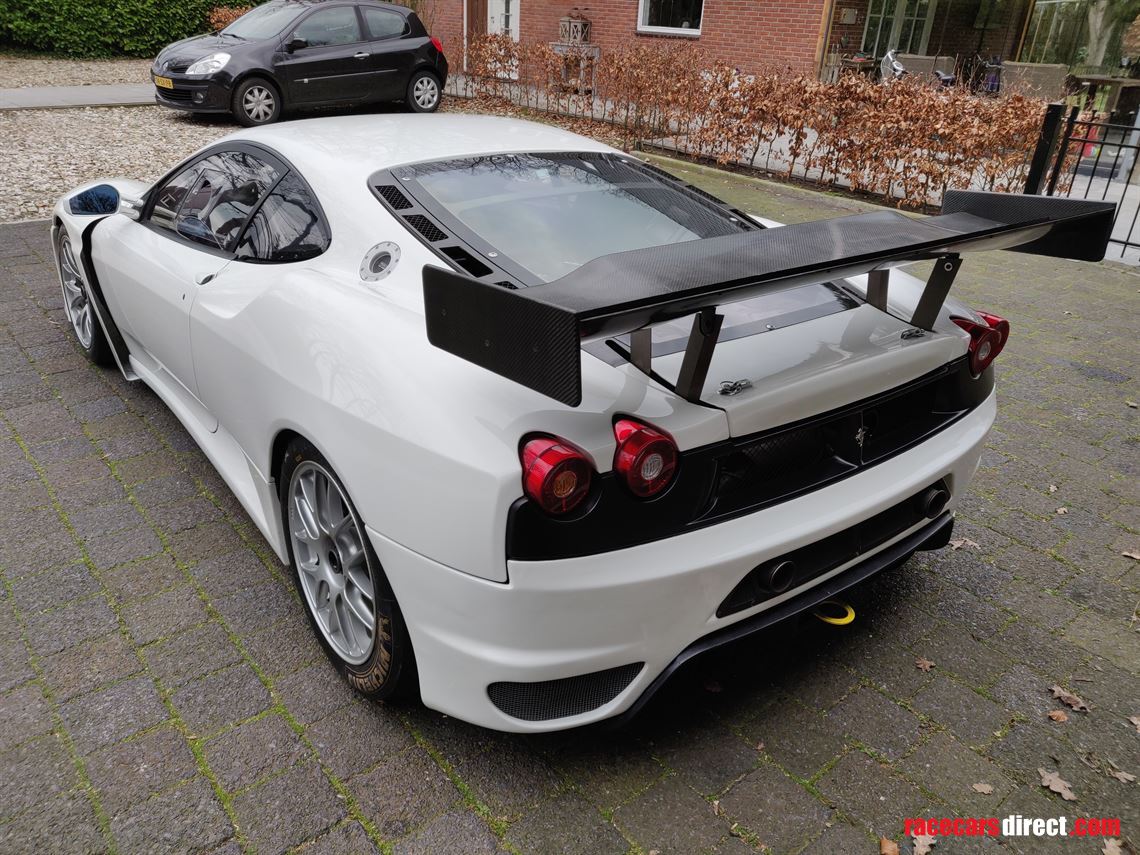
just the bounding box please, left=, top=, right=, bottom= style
left=421, top=0, right=1040, bottom=76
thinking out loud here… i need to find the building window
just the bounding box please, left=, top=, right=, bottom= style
left=862, top=0, right=936, bottom=57
left=637, top=0, right=704, bottom=35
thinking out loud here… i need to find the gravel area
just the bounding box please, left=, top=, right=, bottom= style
left=0, top=54, right=153, bottom=88
left=1, top=95, right=628, bottom=224
left=1, top=106, right=232, bottom=222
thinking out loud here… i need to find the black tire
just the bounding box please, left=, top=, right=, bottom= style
left=232, top=77, right=282, bottom=126
left=405, top=70, right=441, bottom=113
left=55, top=229, right=113, bottom=367
left=279, top=438, right=418, bottom=702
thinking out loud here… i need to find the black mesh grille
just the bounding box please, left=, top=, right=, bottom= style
left=377, top=184, right=413, bottom=210
left=487, top=663, right=644, bottom=721
left=404, top=214, right=448, bottom=242
left=156, top=86, right=193, bottom=101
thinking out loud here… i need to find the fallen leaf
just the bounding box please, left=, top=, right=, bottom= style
left=1130, top=715, right=1140, bottom=733
left=1063, top=310, right=1073, bottom=315
left=1049, top=484, right=1058, bottom=493
left=1051, top=685, right=1090, bottom=712
left=1039, top=768, right=1077, bottom=801
left=1126, top=400, right=1138, bottom=409
left=879, top=838, right=900, bottom=855
left=1048, top=709, right=1069, bottom=723
left=949, top=538, right=980, bottom=551
left=712, top=799, right=724, bottom=816
left=1123, top=551, right=1140, bottom=561
left=972, top=782, right=994, bottom=794
left=755, top=741, right=765, bottom=752
left=915, top=657, right=935, bottom=672
left=1102, top=840, right=1124, bottom=855
left=1056, top=507, right=1068, bottom=515
left=1108, top=769, right=1136, bottom=783
left=913, top=833, right=936, bottom=855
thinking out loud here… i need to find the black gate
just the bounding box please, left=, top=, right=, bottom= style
left=1025, top=102, right=1140, bottom=259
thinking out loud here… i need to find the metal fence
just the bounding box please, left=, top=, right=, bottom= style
left=1026, top=102, right=1140, bottom=261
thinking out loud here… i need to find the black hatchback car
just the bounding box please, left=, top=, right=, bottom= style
left=152, top=0, right=448, bottom=126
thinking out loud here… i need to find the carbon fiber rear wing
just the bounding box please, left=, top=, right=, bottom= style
left=422, top=190, right=1114, bottom=406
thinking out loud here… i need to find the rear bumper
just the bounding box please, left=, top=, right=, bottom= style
left=367, top=390, right=995, bottom=732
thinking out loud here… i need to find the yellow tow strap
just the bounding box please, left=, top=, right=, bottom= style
left=813, top=599, right=856, bottom=625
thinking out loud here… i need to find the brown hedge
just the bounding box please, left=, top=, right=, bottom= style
left=461, top=35, right=1049, bottom=210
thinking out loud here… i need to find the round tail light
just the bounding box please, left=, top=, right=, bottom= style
left=520, top=436, right=592, bottom=515
left=953, top=312, right=1009, bottom=376
left=613, top=418, right=678, bottom=498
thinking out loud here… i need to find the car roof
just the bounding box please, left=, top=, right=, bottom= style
left=264, top=0, right=414, bottom=13
left=233, top=114, right=617, bottom=178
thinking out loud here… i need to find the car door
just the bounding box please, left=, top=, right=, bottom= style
left=360, top=6, right=415, bottom=101
left=276, top=5, right=372, bottom=105
left=96, top=148, right=280, bottom=400
left=191, top=170, right=333, bottom=460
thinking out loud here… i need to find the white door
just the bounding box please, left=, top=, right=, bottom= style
left=94, top=217, right=206, bottom=397
left=488, top=0, right=520, bottom=40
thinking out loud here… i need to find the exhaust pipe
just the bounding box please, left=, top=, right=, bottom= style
left=917, top=485, right=951, bottom=519
left=762, top=560, right=797, bottom=594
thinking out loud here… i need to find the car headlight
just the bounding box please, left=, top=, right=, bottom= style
left=186, top=53, right=231, bottom=75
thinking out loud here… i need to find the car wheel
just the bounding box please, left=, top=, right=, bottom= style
left=280, top=438, right=417, bottom=700
left=406, top=70, right=441, bottom=113
left=232, top=77, right=282, bottom=126
left=55, top=230, right=113, bottom=366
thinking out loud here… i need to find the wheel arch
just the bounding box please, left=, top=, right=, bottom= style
left=270, top=426, right=304, bottom=495
left=230, top=68, right=283, bottom=93
left=410, top=62, right=441, bottom=81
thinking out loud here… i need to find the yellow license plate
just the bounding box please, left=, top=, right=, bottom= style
left=154, top=76, right=174, bottom=89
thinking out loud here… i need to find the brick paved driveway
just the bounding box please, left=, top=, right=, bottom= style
left=1, top=163, right=1137, bottom=854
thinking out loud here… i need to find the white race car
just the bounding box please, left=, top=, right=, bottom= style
left=52, top=115, right=1112, bottom=731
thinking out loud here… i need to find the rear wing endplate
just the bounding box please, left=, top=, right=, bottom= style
left=422, top=190, right=1114, bottom=406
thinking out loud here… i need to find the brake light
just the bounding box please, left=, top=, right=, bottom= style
left=952, top=312, right=1009, bottom=376
left=430, top=36, right=444, bottom=54
left=520, top=436, right=592, bottom=515
left=613, top=418, right=678, bottom=498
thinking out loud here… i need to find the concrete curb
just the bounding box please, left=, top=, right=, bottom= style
left=0, top=83, right=153, bottom=110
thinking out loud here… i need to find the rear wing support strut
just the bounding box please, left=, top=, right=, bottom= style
left=864, top=252, right=963, bottom=330
left=639, top=252, right=964, bottom=402
left=911, top=254, right=962, bottom=330
left=675, top=308, right=725, bottom=402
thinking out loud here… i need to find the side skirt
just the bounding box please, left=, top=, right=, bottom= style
left=129, top=355, right=290, bottom=564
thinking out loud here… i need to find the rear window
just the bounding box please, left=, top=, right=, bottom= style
left=387, top=152, right=859, bottom=350
left=411, top=154, right=743, bottom=282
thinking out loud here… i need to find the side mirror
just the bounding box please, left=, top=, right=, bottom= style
left=119, top=194, right=143, bottom=221
left=68, top=184, right=119, bottom=215
left=286, top=36, right=307, bottom=52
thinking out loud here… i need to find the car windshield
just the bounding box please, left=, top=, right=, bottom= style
left=412, top=154, right=744, bottom=282
left=222, top=2, right=303, bottom=39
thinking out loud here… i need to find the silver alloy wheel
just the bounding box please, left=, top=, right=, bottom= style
left=288, top=461, right=377, bottom=664
left=242, top=85, right=276, bottom=123
left=413, top=76, right=439, bottom=110
left=57, top=234, right=94, bottom=349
